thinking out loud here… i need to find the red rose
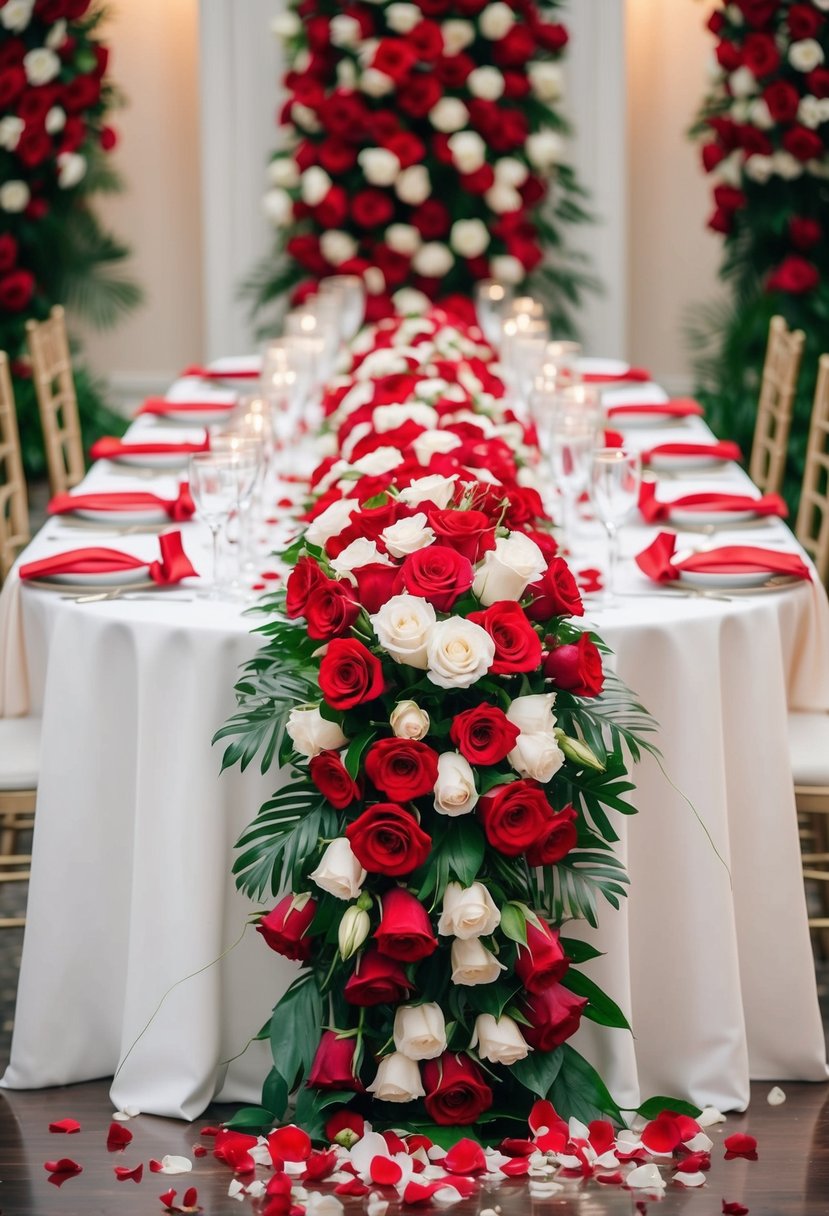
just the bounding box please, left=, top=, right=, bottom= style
left=325, top=1110, right=366, bottom=1142
left=422, top=1053, right=493, bottom=1126
left=715, top=41, right=742, bottom=72
left=420, top=0, right=451, bottom=13
left=493, top=25, right=535, bottom=67
left=344, top=947, right=417, bottom=1005
left=807, top=67, right=829, bottom=98
left=490, top=108, right=528, bottom=153
left=479, top=780, right=553, bottom=857
left=399, top=74, right=442, bottom=117
left=0, top=66, right=25, bottom=107
left=319, top=639, right=385, bottom=710
left=450, top=703, right=520, bottom=765
left=428, top=508, right=495, bottom=563
left=410, top=19, right=444, bottom=62
left=316, top=186, right=349, bottom=229
left=789, top=4, right=823, bottom=40
left=0, top=270, right=35, bottom=313
left=286, top=556, right=327, bottom=619
left=365, top=738, right=440, bottom=802
left=544, top=633, right=604, bottom=697
left=386, top=130, right=426, bottom=168
left=16, top=125, right=52, bottom=168
left=352, top=190, right=394, bottom=229
left=318, top=138, right=357, bottom=175
left=736, top=0, right=777, bottom=27
left=373, top=246, right=411, bottom=289
left=767, top=255, right=819, bottom=294
left=0, top=234, right=17, bottom=273
left=305, top=579, right=360, bottom=641
left=308, top=1031, right=364, bottom=1091
left=346, top=803, right=431, bottom=875
left=287, top=234, right=326, bottom=274
left=322, top=91, right=369, bottom=140
left=713, top=185, right=746, bottom=211
left=100, top=125, right=118, bottom=152
left=743, top=32, right=779, bottom=77
left=701, top=142, right=726, bottom=173
left=468, top=602, right=543, bottom=675
left=257, top=894, right=317, bottom=962
left=708, top=207, right=732, bottom=236
left=460, top=164, right=495, bottom=194
left=535, top=21, right=569, bottom=52
left=374, top=886, right=438, bottom=961
left=737, top=124, right=772, bottom=156
left=515, top=919, right=570, bottom=994
left=522, top=984, right=588, bottom=1051
left=372, top=38, right=418, bottom=83
left=351, top=562, right=399, bottom=614
left=410, top=200, right=451, bottom=240
left=707, top=12, right=725, bottom=34
left=397, top=545, right=473, bottom=612
left=526, top=557, right=584, bottom=622
left=790, top=217, right=822, bottom=250
left=525, top=804, right=578, bottom=866
left=503, top=69, right=531, bottom=100
left=436, top=52, right=474, bottom=89
left=783, top=126, right=824, bottom=163
left=63, top=73, right=101, bottom=111
left=309, top=750, right=360, bottom=808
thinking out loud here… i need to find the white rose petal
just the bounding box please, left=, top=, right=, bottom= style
left=386, top=2, right=421, bottom=34
left=473, top=532, right=546, bottom=605
left=441, top=19, right=475, bottom=55
left=429, top=97, right=470, bottom=133
left=262, top=188, right=293, bottom=227
left=798, top=95, right=823, bottom=129
left=528, top=61, right=564, bottom=102
left=396, top=165, right=431, bottom=206
left=506, top=693, right=557, bottom=735
left=426, top=618, right=496, bottom=689
left=360, top=68, right=395, bottom=98
left=373, top=402, right=439, bottom=432
left=412, top=428, right=463, bottom=465
left=494, top=156, right=529, bottom=187
left=433, top=752, right=479, bottom=816
left=468, top=65, right=505, bottom=100
left=390, top=700, right=431, bottom=740
left=490, top=254, right=524, bottom=284
left=330, top=537, right=392, bottom=576
left=729, top=65, right=758, bottom=98
left=399, top=473, right=458, bottom=509
left=158, top=1156, right=192, bottom=1175
left=448, top=130, right=487, bottom=174
left=393, top=287, right=432, bottom=316
left=0, top=117, right=23, bottom=152
left=485, top=183, right=523, bottom=214
left=744, top=153, right=774, bottom=184
left=57, top=153, right=86, bottom=190
left=305, top=499, right=356, bottom=548
left=526, top=130, right=566, bottom=171
left=471, top=1013, right=530, bottom=1065
left=291, top=100, right=321, bottom=132
left=267, top=157, right=300, bottom=188
left=321, top=229, right=358, bottom=266
left=626, top=1163, right=666, bottom=1190
left=767, top=1086, right=786, bottom=1106
left=789, top=39, right=825, bottom=73
left=386, top=223, right=422, bottom=256
left=697, top=1106, right=727, bottom=1127
left=367, top=1052, right=426, bottom=1102
left=44, top=106, right=66, bottom=135
left=451, top=937, right=507, bottom=985
left=372, top=595, right=437, bottom=669
left=309, top=838, right=367, bottom=900
left=394, top=1003, right=447, bottom=1060
left=438, top=881, right=500, bottom=938
left=330, top=14, right=361, bottom=47
left=673, top=1171, right=707, bottom=1187
left=271, top=11, right=301, bottom=37
left=508, top=732, right=565, bottom=783
left=352, top=446, right=405, bottom=476
left=381, top=514, right=436, bottom=559
left=286, top=706, right=348, bottom=758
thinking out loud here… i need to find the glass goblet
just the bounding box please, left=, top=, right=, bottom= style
left=188, top=453, right=242, bottom=599
left=548, top=408, right=600, bottom=554
left=589, top=447, right=642, bottom=604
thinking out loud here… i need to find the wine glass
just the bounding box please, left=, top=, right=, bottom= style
left=590, top=448, right=642, bottom=604
left=188, top=453, right=244, bottom=599
left=319, top=274, right=366, bottom=342
left=211, top=432, right=266, bottom=572
left=549, top=402, right=601, bottom=553
left=474, top=280, right=514, bottom=346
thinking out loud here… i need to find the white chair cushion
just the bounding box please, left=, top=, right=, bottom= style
left=787, top=711, right=829, bottom=787
left=0, top=716, right=41, bottom=791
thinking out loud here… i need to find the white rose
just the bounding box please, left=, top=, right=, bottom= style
left=45, top=18, right=66, bottom=49
left=0, top=179, right=30, bottom=213
left=330, top=14, right=361, bottom=46
left=485, top=183, right=523, bottom=214
left=301, top=166, right=333, bottom=207
left=393, top=1003, right=447, bottom=1060
left=451, top=937, right=507, bottom=986
left=490, top=254, right=524, bottom=284
left=526, top=130, right=566, bottom=171
left=372, top=595, right=437, bottom=669
left=330, top=537, right=392, bottom=576
left=1, top=0, right=34, bottom=33
left=429, top=97, right=469, bottom=133
left=528, top=61, right=564, bottom=102
left=744, top=153, right=774, bottom=184
left=364, top=265, right=386, bottom=295
left=393, top=287, right=432, bottom=316
left=508, top=732, right=565, bottom=782
left=448, top=130, right=487, bottom=173
left=386, top=2, right=421, bottom=34
left=360, top=67, right=395, bottom=97
left=412, top=429, right=463, bottom=465
left=271, top=11, right=301, bottom=37
left=390, top=700, right=431, bottom=740
left=338, top=905, right=370, bottom=959
left=367, top=1052, right=425, bottom=1102
left=494, top=156, right=529, bottom=187
left=309, top=838, right=367, bottom=901
left=291, top=101, right=321, bottom=132
left=773, top=150, right=803, bottom=180
left=473, top=533, right=546, bottom=605
left=442, top=18, right=475, bottom=55
left=748, top=98, right=773, bottom=130
left=433, top=752, right=479, bottom=816
left=479, top=2, right=514, bottom=40
left=438, top=881, right=500, bottom=939
left=23, top=46, right=60, bottom=86
left=57, top=152, right=86, bottom=190
left=262, top=188, right=293, bottom=227
left=399, top=473, right=458, bottom=509
left=471, top=1014, right=530, bottom=1065
left=385, top=223, right=421, bottom=256
left=413, top=242, right=455, bottom=277
left=396, top=165, right=431, bottom=205
left=380, top=514, right=437, bottom=559
left=729, top=66, right=758, bottom=98
left=44, top=105, right=66, bottom=135
left=0, top=116, right=23, bottom=152
left=450, top=219, right=490, bottom=258
left=798, top=95, right=823, bottom=129
left=468, top=65, right=505, bottom=100
left=426, top=618, right=495, bottom=690
left=267, top=157, right=299, bottom=188
left=506, top=693, right=557, bottom=735
left=304, top=499, right=356, bottom=548
left=321, top=229, right=358, bottom=265
left=373, top=402, right=438, bottom=432
left=286, top=706, right=348, bottom=758
left=357, top=37, right=380, bottom=66
left=359, top=147, right=401, bottom=187
left=789, top=39, right=825, bottom=73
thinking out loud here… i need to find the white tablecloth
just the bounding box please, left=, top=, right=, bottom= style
left=2, top=375, right=827, bottom=1119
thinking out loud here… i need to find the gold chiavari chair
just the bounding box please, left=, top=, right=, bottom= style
left=749, top=315, right=805, bottom=497
left=795, top=354, right=829, bottom=588
left=0, top=351, right=30, bottom=585
left=26, top=305, right=85, bottom=496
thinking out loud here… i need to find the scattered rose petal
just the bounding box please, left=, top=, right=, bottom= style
left=595, top=1170, right=624, bottom=1185
left=115, top=1163, right=144, bottom=1183
left=500, top=1156, right=530, bottom=1177
left=213, top=1129, right=258, bottom=1173
left=401, top=1179, right=452, bottom=1205
left=683, top=1131, right=713, bottom=1153
left=406, top=1134, right=433, bottom=1154
left=277, top=499, right=293, bottom=508
left=158, top=1154, right=193, bottom=1174
left=724, top=1133, right=758, bottom=1161
left=261, top=570, right=280, bottom=580
left=674, top=1170, right=707, bottom=1187
left=107, top=1121, right=133, bottom=1150
left=499, top=1138, right=535, bottom=1157
left=334, top=1178, right=369, bottom=1197
left=698, top=1106, right=727, bottom=1126
left=193, top=1145, right=207, bottom=1158
left=182, top=1187, right=200, bottom=1212
left=304, top=1195, right=344, bottom=1215
left=49, top=1118, right=81, bottom=1134
left=443, top=1138, right=487, bottom=1176
left=150, top=1160, right=163, bottom=1172
left=303, top=1149, right=338, bottom=1181
left=677, top=1151, right=711, bottom=1172
left=113, top=1104, right=141, bottom=1120
left=528, top=1180, right=563, bottom=1199
left=641, top=1112, right=682, bottom=1155
left=370, top=1155, right=403, bottom=1186
left=381, top=1130, right=407, bottom=1156
left=269, top=1125, right=313, bottom=1164
left=767, top=1086, right=786, bottom=1106
left=228, top=1178, right=245, bottom=1201
left=626, top=1163, right=667, bottom=1189
left=160, top=1188, right=177, bottom=1209
left=200, top=1126, right=220, bottom=1138
left=432, top=1184, right=467, bottom=1206
left=44, top=1157, right=83, bottom=1177
left=722, top=1203, right=749, bottom=1215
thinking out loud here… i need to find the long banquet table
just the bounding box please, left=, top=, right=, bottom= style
left=1, top=363, right=827, bottom=1120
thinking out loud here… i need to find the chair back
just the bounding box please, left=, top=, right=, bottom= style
left=795, top=354, right=829, bottom=587
left=749, top=315, right=805, bottom=496
left=26, top=305, right=84, bottom=496
left=0, top=352, right=30, bottom=585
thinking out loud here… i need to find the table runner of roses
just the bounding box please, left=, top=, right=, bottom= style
left=217, top=303, right=662, bottom=1141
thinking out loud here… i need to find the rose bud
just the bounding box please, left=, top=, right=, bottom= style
left=309, top=837, right=367, bottom=900
left=515, top=920, right=570, bottom=994
left=344, top=948, right=415, bottom=1006
left=286, top=705, right=348, bottom=758
left=367, top=1052, right=425, bottom=1103
left=393, top=1003, right=447, bottom=1060
left=437, top=881, right=500, bottom=939
left=450, top=937, right=506, bottom=986
left=374, top=887, right=438, bottom=961
left=544, top=633, right=605, bottom=696
left=390, top=699, right=431, bottom=740
left=433, top=751, right=479, bottom=816
left=522, top=984, right=588, bottom=1051
left=422, top=1052, right=493, bottom=1125
left=338, top=905, right=371, bottom=961
left=257, top=893, right=316, bottom=961
left=308, top=1031, right=365, bottom=1091
left=470, top=1013, right=531, bottom=1066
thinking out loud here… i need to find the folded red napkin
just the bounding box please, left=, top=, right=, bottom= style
left=606, top=398, right=704, bottom=419
left=604, top=429, right=624, bottom=448
left=638, top=481, right=787, bottom=524
left=137, top=397, right=235, bottom=417
left=635, top=531, right=810, bottom=583
left=90, top=436, right=210, bottom=460
left=19, top=531, right=198, bottom=585
left=642, top=440, right=742, bottom=464
left=181, top=364, right=259, bottom=381
left=582, top=367, right=651, bottom=385
left=47, top=483, right=196, bottom=522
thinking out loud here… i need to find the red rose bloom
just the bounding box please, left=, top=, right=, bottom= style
left=522, top=984, right=588, bottom=1051
left=0, top=66, right=25, bottom=107
left=525, top=804, right=578, bottom=866
left=374, top=886, right=438, bottom=961
left=807, top=67, right=829, bottom=98
left=16, top=126, right=52, bottom=169
left=344, top=947, right=417, bottom=1005
left=790, top=217, right=822, bottom=250
left=372, top=38, right=418, bottom=84
left=713, top=185, right=746, bottom=211
left=346, top=803, right=431, bottom=875
left=478, top=780, right=553, bottom=857
left=0, top=270, right=35, bottom=313
left=450, top=703, right=520, bottom=765
left=460, top=164, right=495, bottom=195
left=468, top=602, right=543, bottom=675
left=309, top=750, right=360, bottom=808
left=515, top=920, right=570, bottom=994
left=708, top=208, right=733, bottom=236
left=319, top=639, right=385, bottom=710
left=308, top=1031, right=364, bottom=1091
left=398, top=74, right=442, bottom=118
left=410, top=200, right=451, bottom=240
left=544, top=634, right=605, bottom=697
left=305, top=578, right=360, bottom=640
left=316, top=186, right=348, bottom=229
left=397, top=545, right=474, bottom=611
left=767, top=255, right=820, bottom=294
left=436, top=52, right=474, bottom=89
left=715, top=40, right=742, bottom=72
left=318, top=138, right=357, bottom=175
left=351, top=562, right=400, bottom=614
left=410, top=19, right=444, bottom=62
left=535, top=21, right=569, bottom=52
left=701, top=142, right=726, bottom=173
left=422, top=1053, right=493, bottom=1126
left=789, top=4, right=823, bottom=40
left=526, top=557, right=584, bottom=622
left=0, top=234, right=17, bottom=273
left=365, top=738, right=440, bottom=802
left=736, top=0, right=777, bottom=27
left=387, top=131, right=426, bottom=168
left=62, top=72, right=101, bottom=111
left=257, top=894, right=317, bottom=962
left=742, top=33, right=779, bottom=77
left=428, top=508, right=495, bottom=563
left=286, top=556, right=327, bottom=619
left=783, top=126, right=824, bottom=163
left=352, top=190, right=394, bottom=230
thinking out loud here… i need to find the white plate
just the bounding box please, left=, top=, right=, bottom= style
left=157, top=407, right=235, bottom=426
left=112, top=452, right=191, bottom=469
left=679, top=568, right=771, bottom=589
left=37, top=566, right=150, bottom=588
left=670, top=508, right=757, bottom=526
left=649, top=453, right=729, bottom=472
left=609, top=411, right=682, bottom=428
left=73, top=507, right=170, bottom=525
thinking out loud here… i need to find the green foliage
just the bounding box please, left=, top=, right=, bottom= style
left=233, top=783, right=339, bottom=901
left=549, top=1044, right=623, bottom=1123
left=266, top=972, right=324, bottom=1120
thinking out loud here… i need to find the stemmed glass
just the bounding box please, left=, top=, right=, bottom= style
left=590, top=448, right=642, bottom=604
left=319, top=275, right=366, bottom=342
left=548, top=394, right=602, bottom=553
left=474, top=280, right=514, bottom=346
left=188, top=453, right=245, bottom=600
left=211, top=433, right=265, bottom=573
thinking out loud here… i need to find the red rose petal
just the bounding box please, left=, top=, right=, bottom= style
left=588, top=1119, right=616, bottom=1154
left=334, top=1178, right=370, bottom=1196
left=678, top=1151, right=711, bottom=1172
left=182, top=1188, right=198, bottom=1209
left=44, top=1157, right=82, bottom=1175
left=199, top=1126, right=220, bottom=1137
left=193, top=1145, right=207, bottom=1158
left=402, top=1180, right=448, bottom=1204
left=107, top=1121, right=133, bottom=1150
left=370, top=1154, right=403, bottom=1185
left=277, top=498, right=293, bottom=508
left=500, top=1156, right=531, bottom=1177
left=595, top=1170, right=625, bottom=1185
left=302, top=1149, right=338, bottom=1181
left=260, top=570, right=280, bottom=580
left=405, top=1133, right=433, bottom=1154
left=722, top=1203, right=749, bottom=1215
left=723, top=1133, right=757, bottom=1160
left=500, top=1138, right=535, bottom=1157
left=641, top=1111, right=683, bottom=1154
left=150, top=1159, right=163, bottom=1172
left=269, top=1125, right=312, bottom=1163
left=115, top=1163, right=144, bottom=1183
left=444, top=1138, right=487, bottom=1175
left=160, top=1188, right=177, bottom=1208
left=677, top=1115, right=701, bottom=1141
left=535, top=1127, right=569, bottom=1153
left=49, top=1118, right=81, bottom=1133
left=251, top=583, right=266, bottom=590
left=382, top=1129, right=407, bottom=1155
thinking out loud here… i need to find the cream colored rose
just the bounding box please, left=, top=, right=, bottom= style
left=426, top=619, right=495, bottom=690
left=372, top=595, right=437, bottom=669
left=789, top=39, right=825, bottom=73
left=508, top=733, right=565, bottom=783
left=358, top=147, right=401, bottom=188
left=473, top=533, right=546, bottom=605
left=304, top=499, right=355, bottom=548
left=442, top=18, right=475, bottom=55
left=367, top=1052, right=425, bottom=1101
left=451, top=937, right=507, bottom=986
left=494, top=156, right=529, bottom=188
left=330, top=537, right=392, bottom=576
left=1, top=0, right=34, bottom=33
left=301, top=166, right=333, bottom=207
left=57, top=152, right=86, bottom=190
left=393, top=1003, right=447, bottom=1060
left=413, top=242, right=455, bottom=278
left=399, top=473, right=458, bottom=509
left=330, top=13, right=361, bottom=46
left=373, top=402, right=439, bottom=432
left=433, top=752, right=479, bottom=816
left=390, top=700, right=431, bottom=740
left=450, top=219, right=490, bottom=258
left=360, top=68, right=395, bottom=98
left=321, top=230, right=358, bottom=265
left=429, top=97, right=469, bottom=133
left=467, top=65, right=505, bottom=100
left=471, top=1014, right=530, bottom=1065
left=490, top=254, right=525, bottom=284
left=528, top=61, right=564, bottom=102
left=386, top=223, right=422, bottom=256
left=412, top=429, right=463, bottom=466
left=396, top=165, right=431, bottom=206
left=526, top=130, right=565, bottom=171
left=23, top=47, right=60, bottom=86
left=267, top=156, right=299, bottom=188
left=393, top=287, right=432, bottom=317
left=506, top=693, right=557, bottom=735
left=262, top=188, right=293, bottom=227
left=309, top=838, right=367, bottom=901
left=381, top=514, right=436, bottom=558
left=480, top=2, right=514, bottom=39
left=386, top=2, right=421, bottom=33
left=448, top=130, right=487, bottom=173
left=286, top=706, right=348, bottom=757
left=438, top=882, right=500, bottom=939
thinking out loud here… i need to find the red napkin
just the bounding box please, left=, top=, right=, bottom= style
left=606, top=398, right=704, bottom=419
left=181, top=364, right=259, bottom=381
left=47, top=483, right=196, bottom=522
left=635, top=531, right=810, bottom=583
left=642, top=440, right=742, bottom=464
left=90, top=435, right=210, bottom=460
left=137, top=397, right=235, bottom=417
left=19, top=531, right=198, bottom=585
left=638, top=481, right=787, bottom=524
left=603, top=429, right=624, bottom=448
left=582, top=367, right=651, bottom=385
